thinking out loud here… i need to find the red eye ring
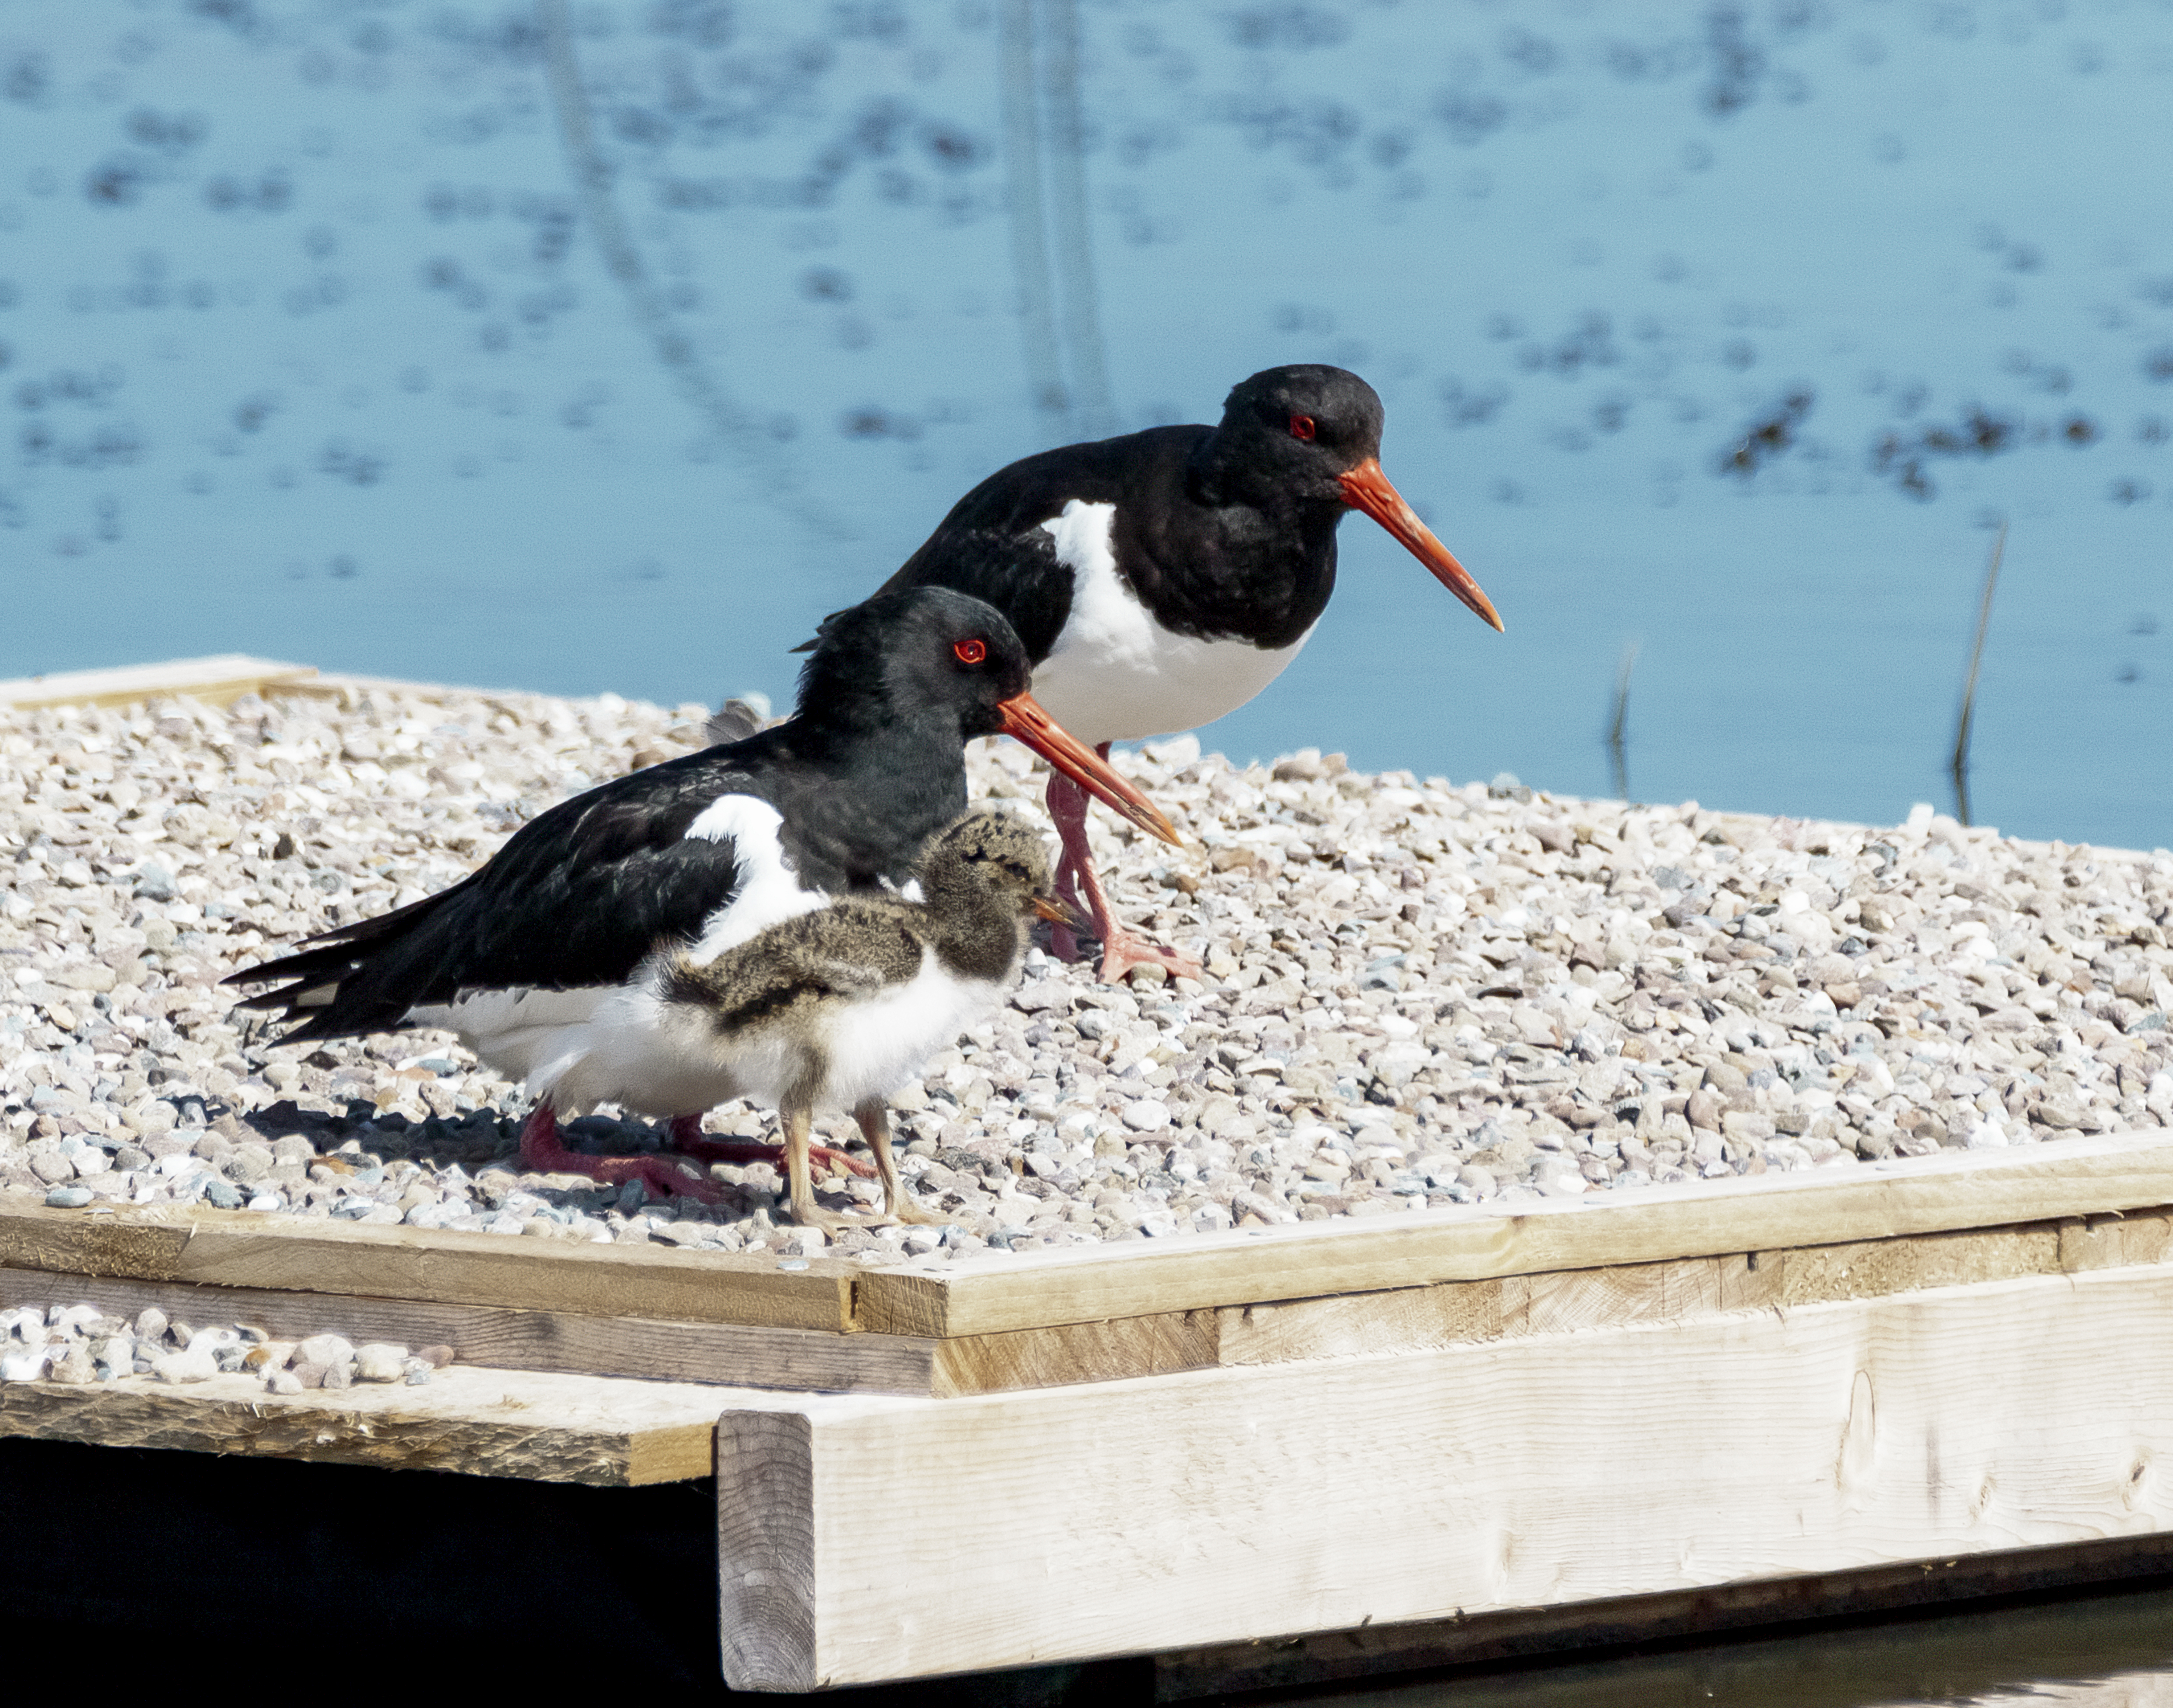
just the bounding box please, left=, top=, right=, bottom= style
left=1289, top=413, right=1316, bottom=441
left=953, top=637, right=987, bottom=665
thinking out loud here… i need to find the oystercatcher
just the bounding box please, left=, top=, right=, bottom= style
left=874, top=364, right=1503, bottom=980
left=226, top=588, right=1175, bottom=1202
left=658, top=808, right=1071, bottom=1228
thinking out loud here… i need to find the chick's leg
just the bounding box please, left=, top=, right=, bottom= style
left=855, top=1099, right=944, bottom=1226
left=782, top=1102, right=860, bottom=1230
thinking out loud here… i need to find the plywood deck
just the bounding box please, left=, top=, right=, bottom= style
left=0, top=1364, right=728, bottom=1485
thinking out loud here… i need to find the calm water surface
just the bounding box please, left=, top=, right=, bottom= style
left=1286, top=1581, right=2173, bottom=1706
left=1, top=0, right=2168, bottom=851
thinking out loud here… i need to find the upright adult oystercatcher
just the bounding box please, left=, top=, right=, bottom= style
left=658, top=808, right=1072, bottom=1228
left=873, top=364, right=1503, bottom=980
left=225, top=588, right=1175, bottom=1201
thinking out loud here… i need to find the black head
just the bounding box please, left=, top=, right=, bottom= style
left=794, top=586, right=1032, bottom=740
left=1206, top=365, right=1388, bottom=505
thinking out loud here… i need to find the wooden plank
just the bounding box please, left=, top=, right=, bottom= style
left=0, top=1365, right=726, bottom=1486
left=0, top=1205, right=858, bottom=1333
left=715, top=1263, right=2173, bottom=1689
left=0, top=654, right=318, bottom=711
left=931, top=1310, right=1219, bottom=1399
left=10, top=1192, right=2169, bottom=1401
left=1212, top=1216, right=2157, bottom=1376
left=0, top=1267, right=937, bottom=1395
left=854, top=1133, right=2173, bottom=1338
left=717, top=1411, right=820, bottom=1689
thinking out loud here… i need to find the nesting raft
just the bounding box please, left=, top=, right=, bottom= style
left=8, top=1132, right=2173, bottom=1690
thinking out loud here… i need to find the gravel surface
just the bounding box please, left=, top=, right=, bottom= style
left=0, top=1297, right=451, bottom=1391
left=2, top=679, right=2170, bottom=1266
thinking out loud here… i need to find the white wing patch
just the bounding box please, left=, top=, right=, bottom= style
left=408, top=985, right=609, bottom=1086
left=1030, top=499, right=1314, bottom=746
left=682, top=793, right=830, bottom=963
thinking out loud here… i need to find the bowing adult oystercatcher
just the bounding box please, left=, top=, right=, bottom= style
left=225, top=588, right=1176, bottom=1202
left=658, top=809, right=1071, bottom=1228
left=874, top=364, right=1503, bottom=980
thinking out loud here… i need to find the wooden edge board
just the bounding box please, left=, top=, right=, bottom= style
left=0, top=1364, right=729, bottom=1485
left=932, top=1208, right=2173, bottom=1396
left=8, top=1136, right=2172, bottom=1347
left=0, top=1203, right=859, bottom=1332
left=714, top=1263, right=2173, bottom=1689
left=0, top=1266, right=940, bottom=1396
left=0, top=654, right=319, bottom=711
left=855, top=1132, right=2173, bottom=1337
left=12, top=1203, right=2167, bottom=1402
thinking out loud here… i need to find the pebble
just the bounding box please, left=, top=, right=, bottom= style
left=0, top=1292, right=462, bottom=1394
left=293, top=1333, right=355, bottom=1369
left=0, top=681, right=2166, bottom=1266
left=152, top=1347, right=218, bottom=1384
left=352, top=1342, right=409, bottom=1383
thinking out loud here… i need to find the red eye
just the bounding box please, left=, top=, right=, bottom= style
left=953, top=637, right=987, bottom=665
left=1289, top=414, right=1317, bottom=441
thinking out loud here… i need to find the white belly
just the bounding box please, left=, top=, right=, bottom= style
left=715, top=946, right=1004, bottom=1116
left=1030, top=500, right=1314, bottom=746
left=410, top=981, right=743, bottom=1117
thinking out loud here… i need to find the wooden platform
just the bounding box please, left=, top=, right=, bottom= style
left=0, top=654, right=321, bottom=711
left=6, top=1134, right=2173, bottom=1687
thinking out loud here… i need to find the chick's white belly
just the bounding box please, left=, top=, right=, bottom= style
left=720, top=947, right=1006, bottom=1114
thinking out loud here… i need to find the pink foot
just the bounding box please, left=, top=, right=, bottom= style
left=1047, top=759, right=1202, bottom=985
left=1098, top=930, right=1204, bottom=985
left=520, top=1105, right=722, bottom=1202
left=666, top=1114, right=876, bottom=1180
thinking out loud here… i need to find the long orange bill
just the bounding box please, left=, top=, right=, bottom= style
left=995, top=692, right=1183, bottom=847
left=1033, top=894, right=1090, bottom=931
left=1338, top=457, right=1505, bottom=633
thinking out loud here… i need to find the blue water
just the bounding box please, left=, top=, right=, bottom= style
left=2, top=0, right=2169, bottom=848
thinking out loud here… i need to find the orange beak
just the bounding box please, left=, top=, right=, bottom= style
left=995, top=692, right=1182, bottom=847
left=1033, top=893, right=1089, bottom=931
left=1338, top=457, right=1505, bottom=633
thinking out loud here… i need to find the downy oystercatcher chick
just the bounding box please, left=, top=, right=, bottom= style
left=658, top=809, right=1071, bottom=1228
left=874, top=364, right=1503, bottom=980
left=225, top=588, right=1177, bottom=1202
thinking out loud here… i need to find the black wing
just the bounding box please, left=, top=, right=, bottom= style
left=225, top=739, right=794, bottom=1041
left=843, top=428, right=1166, bottom=658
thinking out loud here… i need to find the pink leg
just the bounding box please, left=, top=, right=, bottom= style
left=665, top=1112, right=876, bottom=1180
left=1045, top=749, right=1203, bottom=984
left=520, top=1104, right=722, bottom=1202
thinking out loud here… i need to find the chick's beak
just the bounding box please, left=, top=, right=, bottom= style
left=1033, top=893, right=1089, bottom=931
left=995, top=693, right=1183, bottom=847
left=1338, top=457, right=1505, bottom=633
